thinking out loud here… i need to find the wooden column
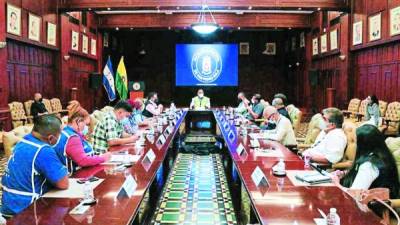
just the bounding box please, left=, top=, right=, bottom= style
left=326, top=88, right=336, bottom=108
left=70, top=88, right=78, bottom=101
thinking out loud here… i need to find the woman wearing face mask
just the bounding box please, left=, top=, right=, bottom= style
left=53, top=101, right=111, bottom=174
left=364, top=95, right=380, bottom=127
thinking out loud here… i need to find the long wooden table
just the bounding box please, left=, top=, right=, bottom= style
left=7, top=109, right=382, bottom=225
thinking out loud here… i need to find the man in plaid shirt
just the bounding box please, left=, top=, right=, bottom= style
left=93, top=101, right=140, bottom=154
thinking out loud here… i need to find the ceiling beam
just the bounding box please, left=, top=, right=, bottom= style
left=98, top=13, right=311, bottom=29
left=59, top=0, right=348, bottom=11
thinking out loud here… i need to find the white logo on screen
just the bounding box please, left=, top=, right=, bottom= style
left=191, top=47, right=222, bottom=83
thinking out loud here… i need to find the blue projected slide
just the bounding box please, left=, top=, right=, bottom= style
left=176, top=44, right=238, bottom=86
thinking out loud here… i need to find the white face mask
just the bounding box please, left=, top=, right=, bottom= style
left=319, top=120, right=328, bottom=130
left=198, top=94, right=204, bottom=98
left=81, top=125, right=89, bottom=136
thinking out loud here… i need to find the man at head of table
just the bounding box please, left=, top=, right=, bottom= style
left=1, top=115, right=69, bottom=217
left=93, top=100, right=141, bottom=154
left=190, top=89, right=210, bottom=110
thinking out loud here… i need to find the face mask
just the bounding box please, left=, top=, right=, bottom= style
left=319, top=120, right=328, bottom=130
left=198, top=94, right=204, bottom=98
left=81, top=125, right=89, bottom=136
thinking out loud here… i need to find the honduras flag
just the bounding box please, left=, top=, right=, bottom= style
left=103, top=57, right=116, bottom=101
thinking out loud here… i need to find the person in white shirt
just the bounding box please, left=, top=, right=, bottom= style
left=302, top=107, right=347, bottom=164
left=234, top=92, right=249, bottom=115
left=142, top=92, right=163, bottom=118
left=261, top=106, right=297, bottom=146
left=331, top=124, right=399, bottom=198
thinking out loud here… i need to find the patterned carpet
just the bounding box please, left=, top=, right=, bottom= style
left=0, top=151, right=8, bottom=207
left=151, top=153, right=237, bottom=225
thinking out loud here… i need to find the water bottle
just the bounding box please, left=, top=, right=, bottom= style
left=277, top=158, right=286, bottom=173
left=327, top=208, right=340, bottom=225
left=84, top=181, right=94, bottom=201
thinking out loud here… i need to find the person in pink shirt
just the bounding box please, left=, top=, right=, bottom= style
left=53, top=101, right=111, bottom=173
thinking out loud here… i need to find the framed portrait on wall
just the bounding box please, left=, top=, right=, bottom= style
left=320, top=34, right=327, bottom=53
left=47, top=22, right=56, bottom=46
left=369, top=13, right=381, bottom=41
left=353, top=21, right=363, bottom=45
left=239, top=42, right=249, bottom=55
left=312, top=37, right=318, bottom=55
left=300, top=32, right=305, bottom=48
left=71, top=31, right=79, bottom=51
left=7, top=4, right=21, bottom=36
left=91, top=39, right=97, bottom=56
left=263, top=43, right=276, bottom=55
left=28, top=13, right=41, bottom=42
left=82, top=35, right=88, bottom=54
left=330, top=29, right=338, bottom=50
left=103, top=32, right=109, bottom=47
left=291, top=37, right=296, bottom=51
left=390, top=6, right=400, bottom=36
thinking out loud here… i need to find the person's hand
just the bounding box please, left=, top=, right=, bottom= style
left=102, top=152, right=112, bottom=162
left=128, top=134, right=139, bottom=142
left=330, top=173, right=342, bottom=187
left=332, top=170, right=346, bottom=179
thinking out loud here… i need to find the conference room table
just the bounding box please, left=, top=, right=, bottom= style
left=7, top=109, right=382, bottom=225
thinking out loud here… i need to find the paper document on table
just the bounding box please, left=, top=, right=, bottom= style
left=109, top=154, right=141, bottom=163
left=286, top=170, right=334, bottom=187
left=254, top=148, right=283, bottom=157
left=43, top=178, right=104, bottom=198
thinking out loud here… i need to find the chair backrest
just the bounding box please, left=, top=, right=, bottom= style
left=8, top=101, right=28, bottom=128
left=24, top=100, right=34, bottom=118
left=304, top=113, right=324, bottom=144
left=384, top=101, right=400, bottom=131
left=287, top=104, right=302, bottom=133
left=341, top=121, right=357, bottom=164
left=385, top=137, right=400, bottom=182
left=91, top=110, right=105, bottom=123
left=358, top=99, right=368, bottom=116
left=379, top=100, right=388, bottom=117
left=2, top=125, right=33, bottom=158
left=347, top=98, right=361, bottom=113
left=42, top=98, right=53, bottom=113
left=101, top=106, right=114, bottom=113
left=50, top=98, right=63, bottom=113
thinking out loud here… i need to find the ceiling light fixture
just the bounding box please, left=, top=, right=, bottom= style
left=191, top=4, right=219, bottom=35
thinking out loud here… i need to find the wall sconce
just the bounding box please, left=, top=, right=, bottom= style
left=339, top=54, right=346, bottom=61
left=63, top=55, right=70, bottom=61
left=0, top=42, right=6, bottom=48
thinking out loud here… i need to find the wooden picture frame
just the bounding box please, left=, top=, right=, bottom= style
left=71, top=31, right=79, bottom=51
left=369, top=13, right=381, bottom=41
left=263, top=43, right=276, bottom=55
left=91, top=39, right=97, bottom=56
left=7, top=4, right=21, bottom=36
left=390, top=6, right=400, bottom=36
left=47, top=22, right=56, bottom=46
left=353, top=21, right=363, bottom=45
left=28, top=13, right=41, bottom=42
left=300, top=32, right=305, bottom=48
left=239, top=42, right=249, bottom=55
left=330, top=29, right=338, bottom=50
left=312, top=37, right=318, bottom=56
left=82, top=35, right=88, bottom=54
left=320, top=34, right=327, bottom=53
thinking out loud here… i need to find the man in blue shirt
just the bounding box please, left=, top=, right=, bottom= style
left=1, top=115, right=69, bottom=216
left=245, top=94, right=265, bottom=121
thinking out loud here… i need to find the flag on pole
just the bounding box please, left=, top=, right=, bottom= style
left=102, top=57, right=116, bottom=101
left=115, top=56, right=128, bottom=100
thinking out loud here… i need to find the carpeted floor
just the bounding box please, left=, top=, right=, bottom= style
left=0, top=152, right=8, bottom=206
left=151, top=153, right=237, bottom=225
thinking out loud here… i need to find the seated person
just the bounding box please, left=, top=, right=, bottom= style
left=235, top=92, right=249, bottom=115
left=142, top=92, right=163, bottom=118
left=1, top=115, right=69, bottom=216
left=53, top=101, right=111, bottom=173
left=190, top=89, right=210, bottom=110
left=31, top=93, right=48, bottom=121
left=261, top=106, right=297, bottom=146
left=122, top=99, right=152, bottom=134
left=272, top=97, right=291, bottom=122
left=364, top=95, right=380, bottom=127
left=331, top=124, right=399, bottom=199
left=93, top=100, right=140, bottom=154
left=302, top=108, right=347, bottom=164
left=245, top=94, right=264, bottom=121
left=274, top=93, right=288, bottom=106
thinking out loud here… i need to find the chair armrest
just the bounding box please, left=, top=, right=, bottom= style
left=342, top=110, right=352, bottom=118
left=296, top=137, right=305, bottom=143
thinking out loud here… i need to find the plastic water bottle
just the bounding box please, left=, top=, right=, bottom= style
left=84, top=181, right=94, bottom=200
left=277, top=158, right=286, bottom=173
left=327, top=208, right=340, bottom=225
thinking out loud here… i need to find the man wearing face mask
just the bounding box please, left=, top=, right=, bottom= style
left=234, top=92, right=249, bottom=115
left=1, top=115, right=69, bottom=216
left=53, top=101, right=111, bottom=174
left=272, top=97, right=291, bottom=122
left=245, top=94, right=264, bottom=121
left=30, top=93, right=48, bottom=121
left=260, top=106, right=297, bottom=146
left=93, top=100, right=141, bottom=154
left=142, top=92, right=163, bottom=117
left=302, top=108, right=347, bottom=164
left=190, top=89, right=210, bottom=110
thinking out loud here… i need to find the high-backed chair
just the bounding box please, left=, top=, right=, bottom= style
left=287, top=104, right=302, bottom=134
left=50, top=98, right=68, bottom=115
left=379, top=100, right=388, bottom=119
left=23, top=100, right=34, bottom=123
left=42, top=98, right=53, bottom=113
left=101, top=106, right=114, bottom=113
left=3, top=125, right=33, bottom=158
left=354, top=99, right=368, bottom=121
left=92, top=110, right=106, bottom=122
left=342, top=98, right=361, bottom=118
left=8, top=102, right=29, bottom=128
left=297, top=113, right=324, bottom=149
left=379, top=101, right=400, bottom=136
left=332, top=122, right=357, bottom=170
